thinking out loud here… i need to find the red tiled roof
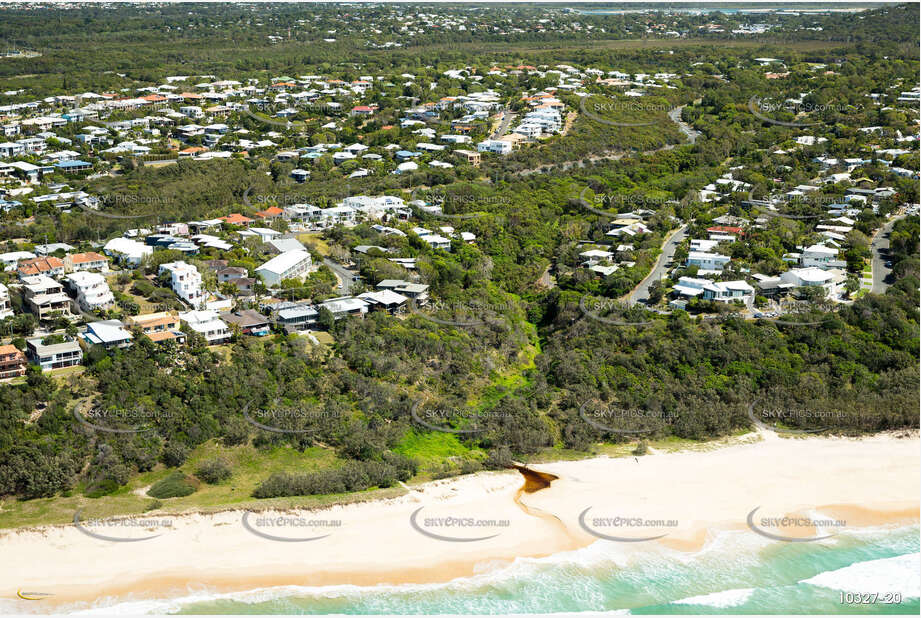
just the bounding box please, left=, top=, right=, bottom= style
left=18, top=256, right=64, bottom=276
left=254, top=206, right=284, bottom=218
left=220, top=213, right=254, bottom=225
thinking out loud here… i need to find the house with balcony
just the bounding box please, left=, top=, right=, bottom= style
left=317, top=297, right=369, bottom=322
left=178, top=310, right=231, bottom=344
left=64, top=271, right=116, bottom=312
left=22, top=275, right=74, bottom=321
left=273, top=301, right=318, bottom=332
left=0, top=344, right=27, bottom=379
left=780, top=267, right=847, bottom=299
left=17, top=256, right=66, bottom=278
left=701, top=280, right=755, bottom=306
left=65, top=251, right=110, bottom=273
left=27, top=337, right=82, bottom=371
left=685, top=251, right=731, bottom=274
left=82, top=320, right=134, bottom=349
left=0, top=283, right=13, bottom=319
left=786, top=244, right=848, bottom=270
left=125, top=311, right=186, bottom=344
left=159, top=261, right=206, bottom=308
left=255, top=250, right=313, bottom=287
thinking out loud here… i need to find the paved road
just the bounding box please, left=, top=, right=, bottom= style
left=870, top=215, right=905, bottom=294
left=667, top=105, right=701, bottom=144
left=625, top=224, right=688, bottom=306
left=322, top=258, right=357, bottom=295
left=491, top=111, right=515, bottom=139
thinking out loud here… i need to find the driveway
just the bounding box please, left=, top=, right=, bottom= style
left=870, top=215, right=906, bottom=294
left=626, top=224, right=688, bottom=306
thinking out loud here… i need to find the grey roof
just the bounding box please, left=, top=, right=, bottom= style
left=28, top=338, right=81, bottom=355
left=278, top=305, right=318, bottom=320
left=266, top=237, right=307, bottom=253
left=220, top=309, right=270, bottom=327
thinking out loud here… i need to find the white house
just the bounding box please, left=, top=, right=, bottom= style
left=702, top=280, right=755, bottom=306
left=780, top=267, right=846, bottom=298
left=800, top=244, right=846, bottom=270
left=178, top=310, right=231, bottom=344
left=477, top=139, right=513, bottom=155
left=64, top=271, right=115, bottom=312
left=159, top=261, right=206, bottom=308
left=103, top=238, right=152, bottom=266
left=673, top=276, right=710, bottom=298
left=0, top=283, right=12, bottom=319
left=686, top=251, right=730, bottom=273
left=318, top=296, right=369, bottom=321
left=255, top=249, right=313, bottom=287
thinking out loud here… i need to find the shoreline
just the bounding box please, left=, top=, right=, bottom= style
left=1, top=430, right=918, bottom=612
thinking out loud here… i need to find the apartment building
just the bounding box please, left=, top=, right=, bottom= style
left=255, top=250, right=312, bottom=287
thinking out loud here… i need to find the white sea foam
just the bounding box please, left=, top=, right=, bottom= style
left=800, top=552, right=921, bottom=599
left=672, top=587, right=755, bottom=608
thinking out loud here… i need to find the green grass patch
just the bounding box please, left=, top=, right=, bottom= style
left=147, top=470, right=198, bottom=498
left=395, top=430, right=470, bottom=461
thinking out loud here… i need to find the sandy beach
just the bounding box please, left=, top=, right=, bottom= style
left=1, top=430, right=918, bottom=612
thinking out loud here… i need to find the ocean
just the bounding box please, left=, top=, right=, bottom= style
left=61, top=524, right=918, bottom=615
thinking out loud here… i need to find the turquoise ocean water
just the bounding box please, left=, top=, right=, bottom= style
left=55, top=524, right=919, bottom=615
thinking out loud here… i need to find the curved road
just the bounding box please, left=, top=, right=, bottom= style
left=322, top=258, right=357, bottom=295
left=667, top=105, right=701, bottom=144
left=625, top=224, right=688, bottom=306
left=871, top=215, right=906, bottom=294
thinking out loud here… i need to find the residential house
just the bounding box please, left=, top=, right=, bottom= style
left=22, top=275, right=73, bottom=321
left=217, top=266, right=248, bottom=283
left=477, top=139, right=513, bottom=155
left=273, top=302, right=318, bottom=331
left=159, top=261, right=206, bottom=308
left=125, top=312, right=186, bottom=344
left=780, top=267, right=846, bottom=299
left=686, top=251, right=730, bottom=274
left=0, top=344, right=26, bottom=379
left=265, top=237, right=307, bottom=255
left=376, top=279, right=429, bottom=303
left=0, top=283, right=12, bottom=319
left=82, top=320, right=134, bottom=349
left=701, top=280, right=755, bottom=306
left=103, top=237, right=153, bottom=266
left=220, top=309, right=271, bottom=336
left=179, top=310, right=231, bottom=344
left=64, top=251, right=110, bottom=273
left=27, top=337, right=82, bottom=371
left=672, top=276, right=711, bottom=299
left=357, top=290, right=408, bottom=313
left=17, top=256, right=66, bottom=278
left=318, top=297, right=368, bottom=322
left=64, top=271, right=115, bottom=312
